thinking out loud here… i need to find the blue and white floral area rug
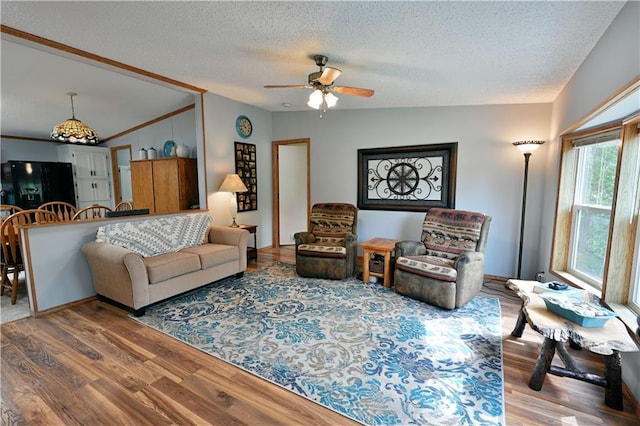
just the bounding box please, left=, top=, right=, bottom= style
left=133, top=263, right=504, bottom=425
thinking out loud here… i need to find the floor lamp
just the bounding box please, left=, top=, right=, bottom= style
left=512, top=140, right=545, bottom=279
left=218, top=174, right=248, bottom=227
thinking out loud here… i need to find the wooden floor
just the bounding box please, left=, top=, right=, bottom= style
left=2, top=246, right=639, bottom=425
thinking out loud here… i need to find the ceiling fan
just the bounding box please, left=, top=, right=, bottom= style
left=264, top=55, right=374, bottom=112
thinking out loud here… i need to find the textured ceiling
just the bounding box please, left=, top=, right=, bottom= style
left=0, top=1, right=627, bottom=140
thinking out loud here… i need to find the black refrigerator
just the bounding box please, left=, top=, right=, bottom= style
left=2, top=161, right=76, bottom=209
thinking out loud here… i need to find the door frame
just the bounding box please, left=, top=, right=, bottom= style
left=272, top=138, right=310, bottom=248
left=110, top=145, right=132, bottom=204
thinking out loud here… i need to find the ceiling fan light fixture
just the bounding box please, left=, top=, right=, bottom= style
left=307, top=89, right=323, bottom=109
left=51, top=92, right=99, bottom=144
left=324, top=92, right=339, bottom=108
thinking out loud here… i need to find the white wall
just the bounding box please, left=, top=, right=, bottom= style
left=0, top=138, right=59, bottom=162
left=201, top=92, right=273, bottom=249
left=543, top=1, right=640, bottom=402
left=272, top=104, right=551, bottom=278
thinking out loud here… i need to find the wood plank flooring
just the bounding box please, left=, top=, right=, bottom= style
left=2, top=246, right=639, bottom=425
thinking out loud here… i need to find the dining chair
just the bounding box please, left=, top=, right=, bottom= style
left=114, top=201, right=133, bottom=211
left=1, top=209, right=59, bottom=304
left=39, top=201, right=78, bottom=221
left=0, top=204, right=23, bottom=223
left=72, top=205, right=113, bottom=220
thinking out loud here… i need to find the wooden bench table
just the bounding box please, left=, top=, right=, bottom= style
left=507, top=279, right=638, bottom=410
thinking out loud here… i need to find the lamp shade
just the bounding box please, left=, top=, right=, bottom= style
left=307, top=89, right=324, bottom=109
left=51, top=92, right=99, bottom=144
left=218, top=174, right=248, bottom=193
left=324, top=92, right=339, bottom=108
left=512, top=140, right=545, bottom=153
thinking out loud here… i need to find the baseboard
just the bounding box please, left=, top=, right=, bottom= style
left=33, top=295, right=97, bottom=318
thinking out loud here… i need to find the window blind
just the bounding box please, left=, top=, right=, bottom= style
left=572, top=129, right=620, bottom=147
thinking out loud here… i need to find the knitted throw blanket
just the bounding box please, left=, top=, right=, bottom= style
left=96, top=214, right=212, bottom=257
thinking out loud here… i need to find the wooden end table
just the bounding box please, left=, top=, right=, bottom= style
left=359, top=238, right=400, bottom=288
left=507, top=279, right=638, bottom=410
left=237, top=224, right=257, bottom=262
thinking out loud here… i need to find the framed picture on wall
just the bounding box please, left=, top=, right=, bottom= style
left=357, top=142, right=457, bottom=211
left=234, top=141, right=258, bottom=211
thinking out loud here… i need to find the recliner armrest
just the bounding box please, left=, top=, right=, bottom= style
left=344, top=233, right=357, bottom=247
left=454, top=251, right=484, bottom=268
left=395, top=241, right=426, bottom=257
left=294, top=232, right=315, bottom=246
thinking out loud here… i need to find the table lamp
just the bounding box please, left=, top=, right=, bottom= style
left=218, top=174, right=248, bottom=227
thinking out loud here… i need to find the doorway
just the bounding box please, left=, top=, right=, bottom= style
left=110, top=145, right=133, bottom=205
left=272, top=139, right=310, bottom=247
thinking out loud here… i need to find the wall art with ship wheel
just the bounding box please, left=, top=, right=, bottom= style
left=357, top=143, right=457, bottom=211
left=234, top=141, right=257, bottom=211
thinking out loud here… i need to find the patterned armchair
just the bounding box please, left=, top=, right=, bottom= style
left=394, top=208, right=491, bottom=309
left=294, top=203, right=358, bottom=279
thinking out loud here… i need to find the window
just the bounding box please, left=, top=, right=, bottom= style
left=629, top=148, right=640, bottom=314
left=568, top=137, right=619, bottom=288
left=631, top=222, right=640, bottom=313
left=551, top=82, right=640, bottom=322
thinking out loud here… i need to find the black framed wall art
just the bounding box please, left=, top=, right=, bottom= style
left=357, top=142, right=457, bottom=212
left=234, top=141, right=257, bottom=211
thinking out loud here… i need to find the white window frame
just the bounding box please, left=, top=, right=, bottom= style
left=567, top=204, right=611, bottom=289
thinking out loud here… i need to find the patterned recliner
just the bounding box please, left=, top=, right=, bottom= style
left=294, top=203, right=358, bottom=279
left=394, top=208, right=491, bottom=309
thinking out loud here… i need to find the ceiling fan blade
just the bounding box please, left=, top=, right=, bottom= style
left=264, top=85, right=310, bottom=89
left=333, top=86, right=375, bottom=97
left=318, top=67, right=342, bottom=85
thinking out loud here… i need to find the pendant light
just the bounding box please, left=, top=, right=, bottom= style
left=51, top=92, right=99, bottom=144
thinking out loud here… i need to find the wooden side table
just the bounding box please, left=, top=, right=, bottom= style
left=507, top=279, right=639, bottom=410
left=237, top=224, right=257, bottom=262
left=359, top=238, right=400, bottom=288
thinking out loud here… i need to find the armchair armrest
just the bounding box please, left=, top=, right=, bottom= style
left=395, top=241, right=426, bottom=257
left=294, top=232, right=315, bottom=246
left=344, top=233, right=357, bottom=248
left=454, top=251, right=486, bottom=298
left=208, top=225, right=249, bottom=249
left=454, top=251, right=484, bottom=267
left=81, top=241, right=150, bottom=310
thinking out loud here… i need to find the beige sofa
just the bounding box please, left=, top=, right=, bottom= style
left=81, top=214, right=249, bottom=316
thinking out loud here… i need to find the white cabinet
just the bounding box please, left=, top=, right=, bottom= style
left=57, top=145, right=113, bottom=208
left=72, top=149, right=110, bottom=179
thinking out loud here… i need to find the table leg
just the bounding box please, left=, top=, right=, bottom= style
left=383, top=251, right=392, bottom=288
left=511, top=309, right=527, bottom=337
left=362, top=248, right=370, bottom=284
left=603, top=351, right=623, bottom=410
left=529, top=337, right=557, bottom=391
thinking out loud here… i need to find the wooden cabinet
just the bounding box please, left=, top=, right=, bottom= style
left=57, top=145, right=113, bottom=208
left=130, top=157, right=198, bottom=214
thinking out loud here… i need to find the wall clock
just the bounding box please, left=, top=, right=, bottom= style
left=235, top=115, right=252, bottom=138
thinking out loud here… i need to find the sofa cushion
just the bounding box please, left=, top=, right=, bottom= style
left=96, top=214, right=212, bottom=257
left=181, top=244, right=239, bottom=269
left=396, top=255, right=457, bottom=282
left=297, top=244, right=347, bottom=258
left=143, top=252, right=202, bottom=284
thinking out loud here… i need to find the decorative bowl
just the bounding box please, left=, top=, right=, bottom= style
left=539, top=292, right=617, bottom=328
